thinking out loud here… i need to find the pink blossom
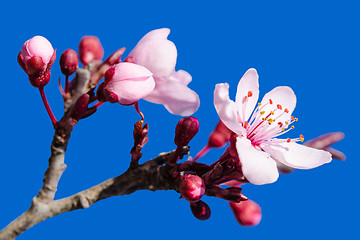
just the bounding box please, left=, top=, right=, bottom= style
left=102, top=62, right=155, bottom=105
left=127, top=28, right=200, bottom=116
left=78, top=36, right=104, bottom=66
left=214, top=68, right=332, bottom=185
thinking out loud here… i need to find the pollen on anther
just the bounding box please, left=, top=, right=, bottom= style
left=258, top=103, right=262, bottom=106
left=260, top=111, right=265, bottom=115
left=291, top=126, right=295, bottom=129
left=300, top=134, right=304, bottom=142
left=248, top=91, right=253, bottom=97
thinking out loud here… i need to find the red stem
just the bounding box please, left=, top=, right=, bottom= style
left=193, top=145, right=211, bottom=162
left=134, top=101, right=144, bottom=120
left=64, top=75, right=69, bottom=94
left=38, top=87, right=57, bottom=126
left=93, top=101, right=104, bottom=108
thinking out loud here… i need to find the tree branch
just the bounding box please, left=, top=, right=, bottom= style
left=0, top=147, right=190, bottom=240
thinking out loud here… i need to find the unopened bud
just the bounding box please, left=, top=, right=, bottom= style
left=60, top=49, right=79, bottom=76
left=179, top=174, right=206, bottom=202
left=79, top=36, right=104, bottom=66
left=208, top=120, right=233, bottom=148
left=174, top=117, right=199, bottom=147
left=190, top=200, right=211, bottom=220
left=102, top=63, right=155, bottom=105
left=229, top=200, right=262, bottom=226
left=18, top=36, right=56, bottom=88
left=69, top=93, right=89, bottom=121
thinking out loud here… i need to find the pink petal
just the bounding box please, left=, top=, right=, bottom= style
left=214, top=83, right=246, bottom=136
left=236, top=137, right=279, bottom=185
left=235, top=68, right=260, bottom=123
left=21, top=36, right=54, bottom=64
left=262, top=142, right=332, bottom=169
left=260, top=86, right=296, bottom=124
left=128, top=28, right=177, bottom=78
left=144, top=71, right=199, bottom=116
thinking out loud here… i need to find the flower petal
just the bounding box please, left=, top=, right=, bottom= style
left=260, top=86, right=296, bottom=125
left=235, top=68, right=260, bottom=123
left=262, top=142, right=332, bottom=169
left=236, top=137, right=279, bottom=185
left=214, top=83, right=246, bottom=136
left=144, top=71, right=199, bottom=116
left=128, top=28, right=177, bottom=78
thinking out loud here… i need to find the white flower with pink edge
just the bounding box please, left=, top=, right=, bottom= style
left=214, top=68, right=332, bottom=185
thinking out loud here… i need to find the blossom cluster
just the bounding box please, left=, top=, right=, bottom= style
left=17, top=28, right=344, bottom=227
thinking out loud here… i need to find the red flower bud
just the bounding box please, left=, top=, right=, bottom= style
left=190, top=200, right=211, bottom=220
left=174, top=117, right=199, bottom=147
left=60, top=49, right=79, bottom=76
left=208, top=120, right=232, bottom=148
left=179, top=174, right=206, bottom=202
left=229, top=200, right=262, bottom=226
left=79, top=36, right=104, bottom=66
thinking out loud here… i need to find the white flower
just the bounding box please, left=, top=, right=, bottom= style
left=214, top=68, right=332, bottom=185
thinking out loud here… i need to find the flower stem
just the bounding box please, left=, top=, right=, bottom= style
left=64, top=75, right=69, bottom=94
left=38, top=87, right=57, bottom=126
left=93, top=101, right=104, bottom=109
left=193, top=145, right=211, bottom=162
left=134, top=101, right=144, bottom=120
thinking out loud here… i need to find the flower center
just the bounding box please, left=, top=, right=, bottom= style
left=240, top=91, right=304, bottom=147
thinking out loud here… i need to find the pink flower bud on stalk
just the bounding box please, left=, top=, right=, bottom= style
left=229, top=200, right=262, bottom=227
left=190, top=200, right=211, bottom=220
left=78, top=36, right=104, bottom=66
left=18, top=36, right=56, bottom=88
left=179, top=174, right=206, bottom=202
left=18, top=36, right=57, bottom=126
left=60, top=49, right=78, bottom=76
left=101, top=62, right=155, bottom=105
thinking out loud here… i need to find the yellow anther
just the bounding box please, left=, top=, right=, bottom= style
left=285, top=121, right=289, bottom=125
left=281, top=128, right=285, bottom=131
left=260, top=111, right=265, bottom=115
left=291, top=126, right=295, bottom=129
left=258, top=103, right=262, bottom=106
left=300, top=134, right=304, bottom=142
left=271, top=111, right=274, bottom=115
left=294, top=118, right=298, bottom=121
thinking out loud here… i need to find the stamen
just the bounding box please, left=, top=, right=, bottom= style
left=248, top=91, right=253, bottom=97
left=269, top=99, right=273, bottom=104
left=300, top=134, right=304, bottom=142
left=277, top=104, right=282, bottom=110
left=284, top=108, right=289, bottom=113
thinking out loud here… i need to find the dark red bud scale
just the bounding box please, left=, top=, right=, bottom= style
left=60, top=49, right=79, bottom=76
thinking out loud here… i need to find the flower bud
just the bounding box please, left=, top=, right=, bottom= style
left=174, top=117, right=199, bottom=147
left=60, top=49, right=79, bottom=76
left=179, top=174, right=206, bottom=202
left=102, top=62, right=155, bottom=105
left=208, top=120, right=233, bottom=148
left=18, top=36, right=56, bottom=88
left=190, top=200, right=211, bottom=220
left=78, top=36, right=104, bottom=66
left=229, top=200, right=262, bottom=226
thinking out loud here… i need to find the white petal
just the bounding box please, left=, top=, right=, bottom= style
left=235, top=68, right=260, bottom=122
left=236, top=137, right=279, bottom=185
left=262, top=142, right=332, bottom=169
left=144, top=73, right=199, bottom=116
left=214, top=83, right=246, bottom=136
left=260, top=86, right=296, bottom=124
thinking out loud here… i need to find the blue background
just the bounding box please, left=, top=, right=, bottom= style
left=0, top=0, right=357, bottom=239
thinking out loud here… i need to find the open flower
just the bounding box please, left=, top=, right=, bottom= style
left=214, top=68, right=332, bottom=185
left=127, top=28, right=200, bottom=116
